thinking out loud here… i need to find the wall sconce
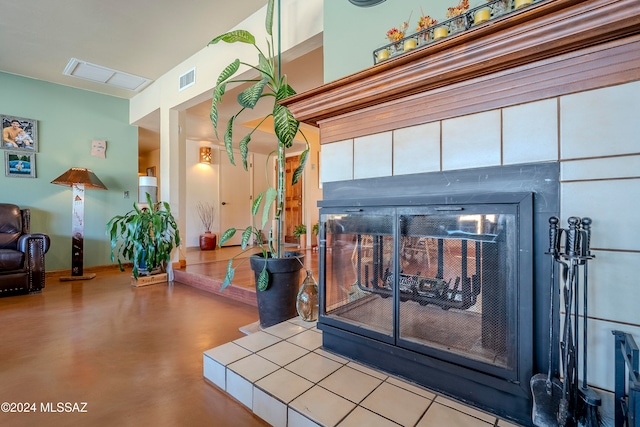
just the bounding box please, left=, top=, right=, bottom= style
left=199, top=147, right=212, bottom=164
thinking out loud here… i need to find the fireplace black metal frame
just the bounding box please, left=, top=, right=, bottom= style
left=316, top=162, right=560, bottom=426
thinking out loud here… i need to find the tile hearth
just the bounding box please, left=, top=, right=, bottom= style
left=203, top=318, right=521, bottom=427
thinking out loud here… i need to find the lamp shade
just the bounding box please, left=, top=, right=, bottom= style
left=139, top=176, right=158, bottom=203
left=51, top=167, right=107, bottom=190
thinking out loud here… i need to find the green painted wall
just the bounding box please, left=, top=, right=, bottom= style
left=324, top=0, right=485, bottom=82
left=0, top=72, right=138, bottom=272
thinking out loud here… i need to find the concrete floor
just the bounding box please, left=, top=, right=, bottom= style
left=0, top=267, right=269, bottom=427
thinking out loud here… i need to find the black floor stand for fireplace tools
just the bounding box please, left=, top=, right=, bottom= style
left=531, top=216, right=601, bottom=427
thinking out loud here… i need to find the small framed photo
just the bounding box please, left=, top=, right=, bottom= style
left=4, top=151, right=36, bottom=178
left=1, top=115, right=38, bottom=152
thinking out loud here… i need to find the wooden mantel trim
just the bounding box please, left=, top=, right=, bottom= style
left=283, top=0, right=640, bottom=127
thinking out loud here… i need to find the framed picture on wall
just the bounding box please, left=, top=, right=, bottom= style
left=4, top=150, right=36, bottom=178
left=1, top=115, right=38, bottom=152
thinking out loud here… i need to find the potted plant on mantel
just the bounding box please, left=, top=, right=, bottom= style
left=208, top=0, right=310, bottom=328
left=196, top=201, right=217, bottom=250
left=106, top=193, right=181, bottom=286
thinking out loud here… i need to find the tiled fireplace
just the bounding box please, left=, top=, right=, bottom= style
left=317, top=163, right=558, bottom=425
left=284, top=0, right=640, bottom=425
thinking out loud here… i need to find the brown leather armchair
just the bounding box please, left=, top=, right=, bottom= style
left=0, top=204, right=50, bottom=296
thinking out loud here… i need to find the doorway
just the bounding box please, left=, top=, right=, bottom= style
left=219, top=152, right=253, bottom=246
left=284, top=154, right=303, bottom=244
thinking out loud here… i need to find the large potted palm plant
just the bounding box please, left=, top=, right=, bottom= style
left=209, top=0, right=309, bottom=328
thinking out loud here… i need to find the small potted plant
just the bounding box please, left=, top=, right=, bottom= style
left=384, top=13, right=411, bottom=55
left=106, top=193, right=181, bottom=281
left=446, top=0, right=470, bottom=33
left=293, top=224, right=307, bottom=249
left=416, top=8, right=437, bottom=43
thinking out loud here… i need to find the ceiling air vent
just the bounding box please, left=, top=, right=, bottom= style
left=179, top=68, right=196, bottom=91
left=62, top=58, right=151, bottom=92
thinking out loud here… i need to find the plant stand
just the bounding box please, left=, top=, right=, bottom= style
left=131, top=273, right=168, bottom=287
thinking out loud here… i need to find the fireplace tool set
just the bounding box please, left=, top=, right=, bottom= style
left=531, top=216, right=601, bottom=427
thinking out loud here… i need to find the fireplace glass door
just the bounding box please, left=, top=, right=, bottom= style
left=321, top=203, right=520, bottom=378
left=322, top=210, right=396, bottom=340
left=396, top=207, right=516, bottom=373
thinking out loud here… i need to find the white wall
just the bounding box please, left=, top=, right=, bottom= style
left=185, top=140, right=219, bottom=248
left=183, top=144, right=280, bottom=248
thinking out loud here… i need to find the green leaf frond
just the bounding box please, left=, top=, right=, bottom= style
left=262, top=187, right=278, bottom=229
left=273, top=103, right=300, bottom=148
left=265, top=0, right=275, bottom=37
left=224, top=116, right=236, bottom=165
left=217, top=59, right=240, bottom=86
left=209, top=30, right=256, bottom=47
left=239, top=134, right=251, bottom=170
left=271, top=82, right=300, bottom=147
left=258, top=54, right=275, bottom=85
left=252, top=192, right=265, bottom=216
left=275, top=82, right=296, bottom=102
left=221, top=259, right=235, bottom=291
left=238, top=77, right=269, bottom=109
left=218, top=228, right=237, bottom=246
left=241, top=227, right=253, bottom=250
left=292, top=148, right=309, bottom=186
left=211, top=86, right=230, bottom=139
left=257, top=265, right=269, bottom=291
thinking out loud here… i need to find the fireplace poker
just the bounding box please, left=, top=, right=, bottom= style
left=558, top=217, right=581, bottom=427
left=577, top=217, right=602, bottom=426
left=531, top=216, right=563, bottom=427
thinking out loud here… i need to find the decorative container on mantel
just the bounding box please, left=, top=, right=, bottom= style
left=449, top=16, right=467, bottom=34
left=433, top=26, right=449, bottom=41
left=492, top=0, right=512, bottom=16
left=371, top=0, right=548, bottom=65
left=474, top=8, right=491, bottom=25
left=515, top=0, right=533, bottom=9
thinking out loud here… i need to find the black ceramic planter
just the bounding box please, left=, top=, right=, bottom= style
left=250, top=252, right=304, bottom=329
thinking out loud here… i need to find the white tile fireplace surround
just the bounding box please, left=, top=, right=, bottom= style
left=278, top=0, right=640, bottom=424
left=313, top=84, right=639, bottom=425
left=319, top=81, right=640, bottom=401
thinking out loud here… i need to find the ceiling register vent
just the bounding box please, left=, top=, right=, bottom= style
left=179, top=68, right=196, bottom=91
left=63, top=58, right=152, bottom=92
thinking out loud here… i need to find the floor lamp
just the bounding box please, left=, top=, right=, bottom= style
left=51, top=167, right=107, bottom=281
